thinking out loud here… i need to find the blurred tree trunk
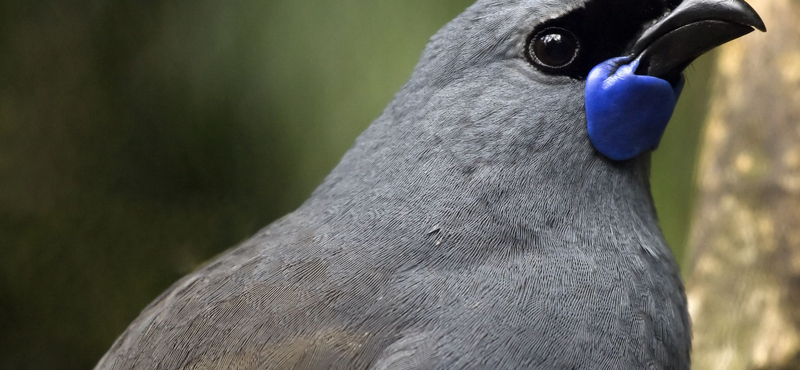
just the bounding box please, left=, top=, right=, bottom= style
left=686, top=0, right=800, bottom=369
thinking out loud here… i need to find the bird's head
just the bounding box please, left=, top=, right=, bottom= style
left=403, top=0, right=764, bottom=167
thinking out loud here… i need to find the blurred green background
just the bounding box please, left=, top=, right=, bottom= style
left=0, top=1, right=712, bottom=369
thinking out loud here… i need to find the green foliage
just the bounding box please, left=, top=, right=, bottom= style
left=0, top=1, right=706, bottom=369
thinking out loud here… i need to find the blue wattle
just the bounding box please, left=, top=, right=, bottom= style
left=585, top=57, right=684, bottom=161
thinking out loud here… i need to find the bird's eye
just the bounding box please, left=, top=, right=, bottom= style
left=528, top=27, right=580, bottom=71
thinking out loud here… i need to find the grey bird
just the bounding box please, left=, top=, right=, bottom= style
left=96, top=0, right=764, bottom=369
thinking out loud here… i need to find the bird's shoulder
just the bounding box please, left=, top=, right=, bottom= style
left=95, top=215, right=402, bottom=370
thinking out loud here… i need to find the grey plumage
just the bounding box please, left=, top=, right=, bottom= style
left=96, top=0, right=693, bottom=369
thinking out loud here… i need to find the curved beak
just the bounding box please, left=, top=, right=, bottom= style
left=630, top=0, right=766, bottom=83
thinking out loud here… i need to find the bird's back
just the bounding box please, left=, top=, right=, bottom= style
left=96, top=183, right=690, bottom=370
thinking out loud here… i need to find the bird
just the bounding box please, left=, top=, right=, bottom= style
left=95, top=0, right=764, bottom=369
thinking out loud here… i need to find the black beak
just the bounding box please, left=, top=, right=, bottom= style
left=630, top=0, right=766, bottom=83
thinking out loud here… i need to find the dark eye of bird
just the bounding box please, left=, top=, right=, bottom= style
left=524, top=0, right=679, bottom=80
left=528, top=27, right=580, bottom=71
